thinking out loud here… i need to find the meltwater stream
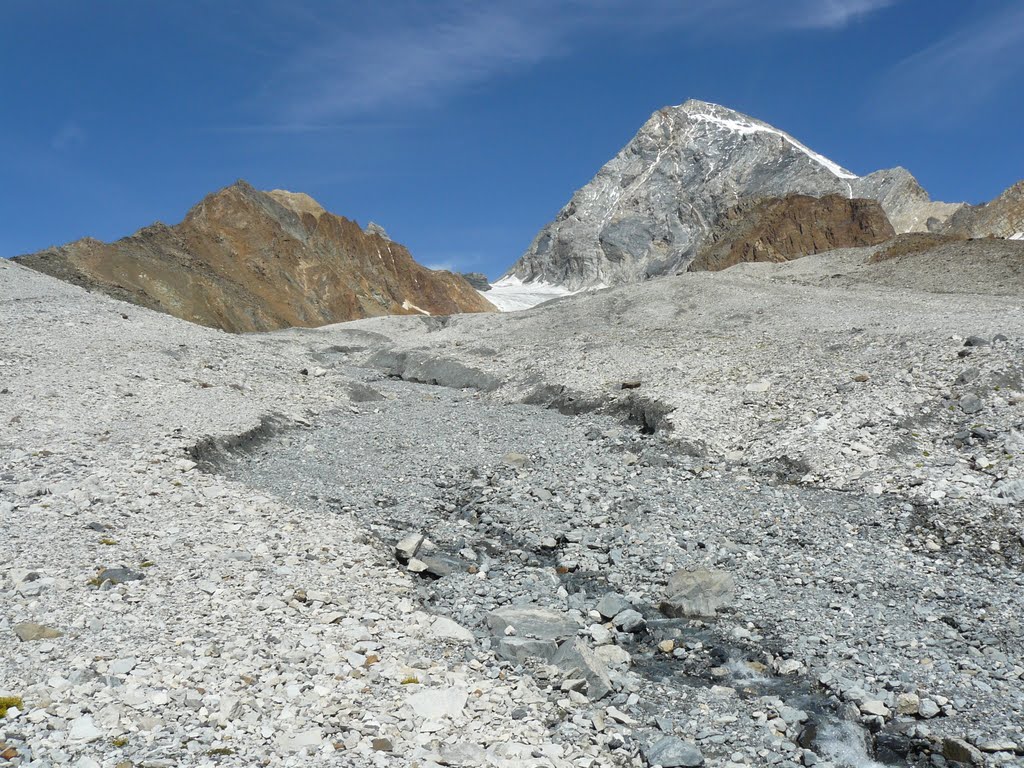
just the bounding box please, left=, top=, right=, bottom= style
left=208, top=372, right=920, bottom=766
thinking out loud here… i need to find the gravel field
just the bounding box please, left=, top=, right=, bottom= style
left=3, top=245, right=1024, bottom=768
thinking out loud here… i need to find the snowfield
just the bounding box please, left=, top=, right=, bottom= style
left=480, top=275, right=582, bottom=312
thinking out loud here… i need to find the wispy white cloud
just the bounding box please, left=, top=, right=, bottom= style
left=879, top=1, right=1024, bottom=119
left=280, top=4, right=559, bottom=124
left=51, top=120, right=85, bottom=151
left=258, top=0, right=899, bottom=126
left=425, top=260, right=458, bottom=272
left=787, top=0, right=898, bottom=29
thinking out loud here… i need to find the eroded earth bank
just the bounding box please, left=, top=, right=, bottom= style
left=2, top=247, right=1024, bottom=768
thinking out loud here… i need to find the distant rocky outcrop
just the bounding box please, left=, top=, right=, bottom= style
left=15, top=181, right=494, bottom=332
left=848, top=168, right=963, bottom=234
left=504, top=100, right=965, bottom=290
left=938, top=181, right=1024, bottom=240
left=459, top=272, right=491, bottom=291
left=690, top=194, right=895, bottom=271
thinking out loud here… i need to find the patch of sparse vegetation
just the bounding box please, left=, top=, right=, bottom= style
left=0, top=695, right=24, bottom=717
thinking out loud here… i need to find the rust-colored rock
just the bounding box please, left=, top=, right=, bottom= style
left=868, top=232, right=967, bottom=263
left=14, top=181, right=494, bottom=332
left=689, top=194, right=896, bottom=272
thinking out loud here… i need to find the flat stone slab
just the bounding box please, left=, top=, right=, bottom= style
left=13, top=622, right=63, bottom=642
left=407, top=687, right=468, bottom=720
left=485, top=606, right=578, bottom=641
left=644, top=735, right=704, bottom=767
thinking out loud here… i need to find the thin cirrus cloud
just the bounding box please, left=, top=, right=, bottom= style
left=879, top=1, right=1024, bottom=120
left=277, top=4, right=560, bottom=126
left=786, top=0, right=899, bottom=28
left=265, top=0, right=899, bottom=128
left=51, top=120, right=86, bottom=152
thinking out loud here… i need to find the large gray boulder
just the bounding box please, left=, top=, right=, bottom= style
left=643, top=735, right=704, bottom=767
left=660, top=568, right=735, bottom=618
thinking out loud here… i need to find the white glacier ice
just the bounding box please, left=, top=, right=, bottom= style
left=483, top=275, right=583, bottom=312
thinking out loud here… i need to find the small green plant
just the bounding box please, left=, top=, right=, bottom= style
left=111, top=737, right=129, bottom=747
left=99, top=537, right=118, bottom=546
left=208, top=747, right=235, bottom=756
left=400, top=675, right=420, bottom=685
left=0, top=695, right=24, bottom=717
left=140, top=561, right=155, bottom=568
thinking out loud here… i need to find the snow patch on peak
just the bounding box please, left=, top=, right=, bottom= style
left=678, top=102, right=857, bottom=181
left=1010, top=231, right=1023, bottom=240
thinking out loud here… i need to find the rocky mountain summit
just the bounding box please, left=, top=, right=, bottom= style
left=13, top=181, right=494, bottom=332
left=504, top=100, right=966, bottom=290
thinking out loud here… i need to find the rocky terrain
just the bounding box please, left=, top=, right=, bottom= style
left=3, top=231, right=1023, bottom=767
left=689, top=195, right=895, bottom=272
left=13, top=181, right=494, bottom=333
left=503, top=100, right=970, bottom=291
left=939, top=183, right=1024, bottom=241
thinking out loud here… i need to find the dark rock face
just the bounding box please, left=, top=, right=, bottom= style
left=459, top=272, right=492, bottom=291
left=689, top=194, right=896, bottom=271
left=14, top=182, right=495, bottom=333
left=504, top=100, right=960, bottom=290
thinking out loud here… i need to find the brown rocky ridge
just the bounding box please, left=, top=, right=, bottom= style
left=688, top=194, right=896, bottom=272
left=14, top=181, right=495, bottom=332
left=868, top=232, right=967, bottom=263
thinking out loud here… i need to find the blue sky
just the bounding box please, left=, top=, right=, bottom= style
left=3, top=1, right=1023, bottom=278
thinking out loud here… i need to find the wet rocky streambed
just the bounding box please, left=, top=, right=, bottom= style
left=199, top=370, right=1021, bottom=767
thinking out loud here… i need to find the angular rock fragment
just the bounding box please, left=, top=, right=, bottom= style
left=943, top=738, right=984, bottom=765
left=429, top=616, right=475, bottom=643
left=395, top=532, right=424, bottom=561
left=485, top=606, right=578, bottom=641
left=959, top=393, right=984, bottom=414
left=496, top=637, right=559, bottom=663
left=596, top=592, right=632, bottom=620
left=660, top=568, right=735, bottom=618
left=12, top=622, right=63, bottom=642
left=552, top=639, right=613, bottom=700
left=502, top=452, right=531, bottom=469
left=643, top=735, right=704, bottom=767
left=94, top=567, right=144, bottom=586
left=407, top=687, right=467, bottom=720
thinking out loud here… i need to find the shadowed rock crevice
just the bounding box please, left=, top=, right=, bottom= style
left=366, top=350, right=503, bottom=392
left=187, top=413, right=300, bottom=472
